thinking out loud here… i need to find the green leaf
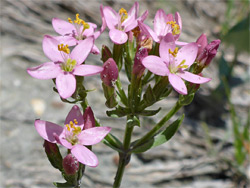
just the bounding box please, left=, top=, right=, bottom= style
left=127, top=115, right=140, bottom=127
left=131, top=114, right=184, bottom=153
left=223, top=14, right=250, bottom=53
left=53, top=182, right=74, bottom=188
left=106, top=106, right=131, bottom=117
left=137, top=108, right=161, bottom=116
left=143, top=85, right=157, bottom=105
left=179, top=93, right=195, bottom=106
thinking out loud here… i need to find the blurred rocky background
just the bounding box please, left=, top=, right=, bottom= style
left=0, top=0, right=249, bottom=188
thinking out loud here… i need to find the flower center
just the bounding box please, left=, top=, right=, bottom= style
left=68, top=13, right=90, bottom=40
left=65, top=119, right=81, bottom=145
left=168, top=48, right=188, bottom=73
left=58, top=44, right=77, bottom=72
left=167, top=21, right=180, bottom=35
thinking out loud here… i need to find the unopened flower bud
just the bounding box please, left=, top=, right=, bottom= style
left=133, top=47, right=148, bottom=77
left=63, top=154, right=79, bottom=175
left=83, top=106, right=95, bottom=130
left=196, top=33, right=208, bottom=57
left=43, top=140, right=63, bottom=170
left=101, top=58, right=119, bottom=87
left=101, top=45, right=112, bottom=63
left=196, top=39, right=221, bottom=67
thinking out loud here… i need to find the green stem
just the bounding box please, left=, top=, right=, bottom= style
left=132, top=101, right=182, bottom=149
left=113, top=116, right=134, bottom=188
left=116, top=77, right=128, bottom=106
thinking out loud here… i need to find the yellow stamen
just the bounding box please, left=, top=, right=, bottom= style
left=169, top=47, right=179, bottom=57
left=68, top=18, right=73, bottom=23
left=177, top=60, right=188, bottom=69
left=66, top=124, right=70, bottom=131
left=69, top=121, right=74, bottom=126
left=58, top=44, right=70, bottom=54
left=74, top=119, right=78, bottom=125
left=119, top=8, right=128, bottom=23
left=167, top=21, right=180, bottom=35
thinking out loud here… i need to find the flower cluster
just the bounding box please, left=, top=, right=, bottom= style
left=27, top=2, right=221, bottom=187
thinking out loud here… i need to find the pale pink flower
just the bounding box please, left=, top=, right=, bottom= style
left=103, top=2, right=148, bottom=44
left=35, top=105, right=111, bottom=167
left=27, top=35, right=103, bottom=99
left=52, top=7, right=106, bottom=54
left=138, top=9, right=187, bottom=46
left=142, top=33, right=211, bottom=95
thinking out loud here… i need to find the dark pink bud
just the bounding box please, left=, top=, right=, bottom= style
left=197, top=39, right=221, bottom=66
left=196, top=33, right=208, bottom=57
left=63, top=154, right=79, bottom=175
left=43, top=140, right=58, bottom=154
left=83, top=106, right=95, bottom=130
left=101, top=45, right=112, bottom=63
left=133, top=47, right=148, bottom=77
left=101, top=58, right=119, bottom=87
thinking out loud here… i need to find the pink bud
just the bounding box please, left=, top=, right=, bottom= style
left=101, top=45, right=112, bottom=63
left=197, top=39, right=221, bottom=66
left=83, top=106, right=95, bottom=130
left=196, top=33, right=208, bottom=57
left=133, top=47, right=148, bottom=77
left=101, top=58, right=119, bottom=87
left=43, top=140, right=58, bottom=154
left=63, top=154, right=79, bottom=175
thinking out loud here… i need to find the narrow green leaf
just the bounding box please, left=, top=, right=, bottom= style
left=106, top=106, right=130, bottom=117
left=137, top=108, right=161, bottom=116
left=53, top=182, right=74, bottom=188
left=131, top=114, right=184, bottom=153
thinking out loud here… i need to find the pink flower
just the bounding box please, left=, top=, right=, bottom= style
left=142, top=33, right=211, bottom=95
left=103, top=2, right=148, bottom=44
left=138, top=9, right=186, bottom=46
left=35, top=105, right=111, bottom=167
left=52, top=9, right=106, bottom=54
left=27, top=35, right=103, bottom=99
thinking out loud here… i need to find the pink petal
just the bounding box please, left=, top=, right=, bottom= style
left=83, top=107, right=96, bottom=130
left=70, top=37, right=94, bottom=65
left=71, top=144, right=98, bottom=167
left=34, top=120, right=63, bottom=143
left=27, top=62, right=61, bottom=79
left=78, top=127, right=111, bottom=145
left=159, top=33, right=176, bottom=62
left=154, top=9, right=168, bottom=37
left=175, top=41, right=188, bottom=46
left=82, top=25, right=95, bottom=38
left=128, top=2, right=138, bottom=18
left=65, top=105, right=84, bottom=128
left=169, top=73, right=187, bottom=95
left=123, top=18, right=137, bottom=32
left=109, top=29, right=128, bottom=44
left=177, top=71, right=211, bottom=84
left=103, top=6, right=118, bottom=30
left=138, top=21, right=159, bottom=43
left=56, top=72, right=76, bottom=99
left=52, top=17, right=76, bottom=35
left=138, top=10, right=148, bottom=22
left=54, top=133, right=73, bottom=149
left=91, top=45, right=100, bottom=55
left=73, top=65, right=103, bottom=76
left=174, top=12, right=182, bottom=40
left=142, top=56, right=169, bottom=76
left=43, top=35, right=63, bottom=62
left=176, top=42, right=198, bottom=67
left=53, top=36, right=78, bottom=46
